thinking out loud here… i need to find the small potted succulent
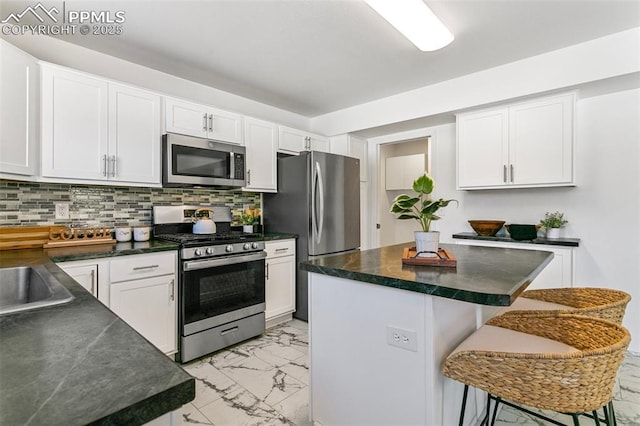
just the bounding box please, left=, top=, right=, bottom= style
left=240, top=208, right=260, bottom=233
left=390, top=173, right=457, bottom=256
left=539, top=211, right=568, bottom=239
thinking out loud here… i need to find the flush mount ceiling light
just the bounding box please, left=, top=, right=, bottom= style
left=365, top=0, right=454, bottom=51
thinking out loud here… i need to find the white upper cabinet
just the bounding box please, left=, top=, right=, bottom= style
left=109, top=84, right=161, bottom=184
left=0, top=41, right=38, bottom=177
left=164, top=97, right=243, bottom=145
left=457, top=93, right=575, bottom=190
left=41, top=63, right=162, bottom=185
left=243, top=117, right=278, bottom=192
left=278, top=126, right=329, bottom=154
left=41, top=65, right=109, bottom=181
left=386, top=154, right=425, bottom=190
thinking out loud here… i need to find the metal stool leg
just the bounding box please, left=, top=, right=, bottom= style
left=458, top=384, right=469, bottom=426
left=592, top=410, right=601, bottom=426
left=609, top=401, right=617, bottom=426
left=490, top=396, right=501, bottom=426
left=571, top=413, right=581, bottom=426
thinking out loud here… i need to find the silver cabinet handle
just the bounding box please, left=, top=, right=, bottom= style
left=208, top=114, right=213, bottom=132
left=90, top=269, right=95, bottom=295
left=265, top=262, right=269, bottom=280
left=169, top=278, right=175, bottom=301
left=247, top=169, right=251, bottom=185
left=203, top=113, right=208, bottom=131
left=132, top=264, right=160, bottom=271
left=510, top=164, right=514, bottom=183
left=503, top=165, right=507, bottom=183
left=275, top=248, right=289, bottom=253
left=103, top=155, right=108, bottom=177
left=110, top=155, right=117, bottom=178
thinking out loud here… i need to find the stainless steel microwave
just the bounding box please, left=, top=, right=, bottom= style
left=162, top=133, right=246, bottom=187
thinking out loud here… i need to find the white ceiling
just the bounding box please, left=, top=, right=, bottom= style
left=4, top=0, right=640, bottom=117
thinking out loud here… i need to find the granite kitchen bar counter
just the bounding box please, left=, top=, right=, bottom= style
left=301, top=242, right=553, bottom=426
left=0, top=249, right=194, bottom=425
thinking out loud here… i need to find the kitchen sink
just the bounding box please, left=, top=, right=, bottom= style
left=0, top=266, right=74, bottom=315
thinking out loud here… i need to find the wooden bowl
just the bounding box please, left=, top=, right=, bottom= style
left=468, top=220, right=505, bottom=236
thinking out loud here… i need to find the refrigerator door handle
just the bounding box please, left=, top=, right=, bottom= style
left=313, top=161, right=325, bottom=245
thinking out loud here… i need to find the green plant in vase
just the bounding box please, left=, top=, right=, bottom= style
left=390, top=173, right=457, bottom=255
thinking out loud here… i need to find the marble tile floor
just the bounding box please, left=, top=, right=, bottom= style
left=171, top=320, right=639, bottom=425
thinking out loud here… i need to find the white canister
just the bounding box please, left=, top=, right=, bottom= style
left=133, top=226, right=151, bottom=242
left=115, top=225, right=132, bottom=242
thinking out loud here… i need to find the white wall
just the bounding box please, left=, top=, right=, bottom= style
left=1, top=36, right=309, bottom=129
left=311, top=28, right=640, bottom=136
left=423, top=88, right=640, bottom=351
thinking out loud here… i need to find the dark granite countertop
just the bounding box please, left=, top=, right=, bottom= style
left=300, top=242, right=553, bottom=306
left=261, top=233, right=297, bottom=241
left=43, top=238, right=180, bottom=263
left=0, top=249, right=194, bottom=425
left=452, top=232, right=580, bottom=247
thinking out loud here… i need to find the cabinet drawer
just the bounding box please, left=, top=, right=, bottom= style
left=110, top=252, right=176, bottom=283
left=265, top=239, right=295, bottom=258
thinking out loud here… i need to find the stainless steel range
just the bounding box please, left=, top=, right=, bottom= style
left=153, top=205, right=266, bottom=363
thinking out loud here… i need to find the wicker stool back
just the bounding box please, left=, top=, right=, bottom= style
left=505, top=287, right=631, bottom=324
left=442, top=314, right=630, bottom=423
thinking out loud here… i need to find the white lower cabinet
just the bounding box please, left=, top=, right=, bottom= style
left=454, top=239, right=574, bottom=289
left=109, top=252, right=178, bottom=355
left=265, top=239, right=296, bottom=327
left=57, top=258, right=109, bottom=306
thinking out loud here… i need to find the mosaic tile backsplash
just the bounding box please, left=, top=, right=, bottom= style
left=0, top=180, right=261, bottom=228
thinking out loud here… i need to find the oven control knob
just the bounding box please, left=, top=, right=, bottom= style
left=194, top=248, right=203, bottom=257
left=251, top=242, right=260, bottom=249
left=206, top=247, right=214, bottom=255
left=225, top=245, right=234, bottom=253
left=243, top=243, right=251, bottom=250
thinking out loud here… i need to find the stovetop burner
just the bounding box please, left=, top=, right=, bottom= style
left=155, top=232, right=263, bottom=246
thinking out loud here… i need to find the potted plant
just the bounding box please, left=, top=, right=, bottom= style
left=539, top=211, right=568, bottom=239
left=240, top=208, right=260, bottom=233
left=390, top=173, right=457, bottom=256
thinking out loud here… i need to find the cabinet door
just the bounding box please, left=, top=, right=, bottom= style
left=278, top=126, right=306, bottom=153
left=164, top=97, right=208, bottom=139
left=454, top=239, right=573, bottom=289
left=309, top=134, right=330, bottom=153
left=110, top=274, right=177, bottom=354
left=456, top=108, right=509, bottom=189
left=265, top=255, right=296, bottom=320
left=109, top=84, right=161, bottom=184
left=59, top=263, right=98, bottom=297
left=41, top=65, right=109, bottom=179
left=208, top=107, right=243, bottom=145
left=243, top=117, right=277, bottom=192
left=509, top=94, right=573, bottom=185
left=386, top=154, right=424, bottom=190
left=0, top=41, right=38, bottom=176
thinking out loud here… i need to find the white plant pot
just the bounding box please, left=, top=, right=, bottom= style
left=243, top=225, right=254, bottom=233
left=546, top=228, right=561, bottom=239
left=414, top=231, right=440, bottom=257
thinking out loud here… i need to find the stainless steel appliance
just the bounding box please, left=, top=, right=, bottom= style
left=162, top=133, right=246, bottom=187
left=153, top=205, right=265, bottom=363
left=263, top=151, right=360, bottom=321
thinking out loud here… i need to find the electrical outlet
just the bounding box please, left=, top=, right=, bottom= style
left=55, top=203, right=70, bottom=220
left=387, top=326, right=417, bottom=352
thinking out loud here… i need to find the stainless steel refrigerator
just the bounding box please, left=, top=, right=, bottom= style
left=263, top=151, right=360, bottom=321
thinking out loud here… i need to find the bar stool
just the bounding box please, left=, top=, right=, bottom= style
left=442, top=313, right=630, bottom=426
left=501, top=287, right=631, bottom=324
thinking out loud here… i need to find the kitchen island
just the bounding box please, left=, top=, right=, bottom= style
left=300, top=242, right=553, bottom=426
left=0, top=248, right=194, bottom=425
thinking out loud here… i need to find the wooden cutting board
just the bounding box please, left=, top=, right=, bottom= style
left=401, top=247, right=457, bottom=267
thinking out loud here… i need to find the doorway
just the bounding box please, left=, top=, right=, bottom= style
left=377, top=137, right=431, bottom=247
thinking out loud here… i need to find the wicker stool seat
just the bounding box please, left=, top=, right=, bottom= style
left=442, top=313, right=630, bottom=425
left=502, top=287, right=631, bottom=324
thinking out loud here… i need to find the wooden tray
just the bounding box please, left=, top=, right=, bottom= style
left=401, top=247, right=457, bottom=267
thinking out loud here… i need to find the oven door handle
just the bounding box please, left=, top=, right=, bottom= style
left=183, top=251, right=266, bottom=271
